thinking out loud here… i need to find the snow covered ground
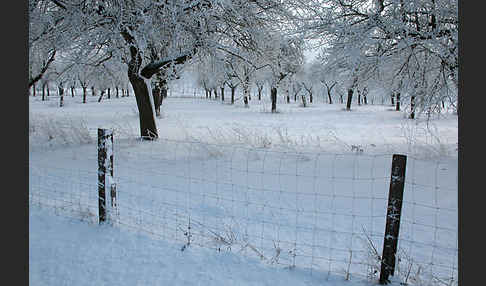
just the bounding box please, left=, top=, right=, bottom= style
left=31, top=205, right=351, bottom=286
left=29, top=91, right=458, bottom=286
left=29, top=91, right=458, bottom=158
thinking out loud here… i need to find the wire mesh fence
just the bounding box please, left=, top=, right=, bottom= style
left=29, top=136, right=458, bottom=285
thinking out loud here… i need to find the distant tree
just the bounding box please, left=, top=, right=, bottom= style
left=262, top=35, right=304, bottom=112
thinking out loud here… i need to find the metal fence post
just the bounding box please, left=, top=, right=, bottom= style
left=379, top=154, right=407, bottom=284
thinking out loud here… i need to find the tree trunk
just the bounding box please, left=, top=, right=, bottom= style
left=152, top=86, right=162, bottom=117
left=107, top=88, right=111, bottom=99
left=92, top=86, right=95, bottom=97
left=161, top=86, right=167, bottom=104
left=396, top=93, right=401, bottom=111
left=71, top=87, right=75, bottom=97
left=357, top=90, right=361, bottom=105
left=126, top=44, right=158, bottom=139
left=391, top=93, right=395, bottom=105
left=98, top=90, right=105, bottom=102
left=209, top=89, right=212, bottom=99
left=346, top=89, right=353, bottom=110
left=32, top=83, right=36, bottom=97
left=116, top=87, right=119, bottom=98
left=231, top=87, right=235, bottom=104
left=309, top=92, right=313, bottom=104
left=82, top=87, right=87, bottom=103
left=271, top=87, right=277, bottom=113
left=244, top=75, right=250, bottom=105
left=327, top=89, right=333, bottom=104
left=129, top=77, right=158, bottom=138
left=214, top=88, right=218, bottom=99
left=243, top=79, right=249, bottom=108
left=58, top=86, right=64, bottom=107
left=363, top=94, right=367, bottom=105
left=221, top=87, right=225, bottom=102
left=160, top=84, right=169, bottom=105
left=410, top=95, right=416, bottom=119
left=42, top=84, right=45, bottom=101
left=258, top=88, right=262, bottom=101
left=47, top=85, right=50, bottom=97
left=301, top=94, right=307, bottom=107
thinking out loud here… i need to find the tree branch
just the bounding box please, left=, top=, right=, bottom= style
left=29, top=50, right=57, bottom=88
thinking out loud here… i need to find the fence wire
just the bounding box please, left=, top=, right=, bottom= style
left=29, top=137, right=458, bottom=285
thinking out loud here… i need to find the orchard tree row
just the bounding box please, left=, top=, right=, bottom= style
left=29, top=0, right=458, bottom=138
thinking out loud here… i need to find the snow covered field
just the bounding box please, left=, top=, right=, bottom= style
left=29, top=92, right=458, bottom=286
left=30, top=205, right=344, bottom=286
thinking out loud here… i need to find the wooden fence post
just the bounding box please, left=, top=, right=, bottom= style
left=98, top=128, right=116, bottom=224
left=379, top=154, right=407, bottom=284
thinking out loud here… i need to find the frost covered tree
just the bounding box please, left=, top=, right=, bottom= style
left=253, top=70, right=267, bottom=101
left=29, top=0, right=295, bottom=139
left=300, top=62, right=321, bottom=105
left=261, top=34, right=304, bottom=112
left=222, top=53, right=255, bottom=107
left=300, top=0, right=458, bottom=116
left=74, top=65, right=96, bottom=104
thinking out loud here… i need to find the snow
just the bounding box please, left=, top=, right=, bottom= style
left=29, top=91, right=457, bottom=286
left=29, top=91, right=458, bottom=158
left=30, top=206, right=352, bottom=286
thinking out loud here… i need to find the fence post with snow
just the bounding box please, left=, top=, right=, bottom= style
left=379, top=154, right=407, bottom=284
left=98, top=128, right=117, bottom=224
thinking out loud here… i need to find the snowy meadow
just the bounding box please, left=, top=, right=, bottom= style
left=29, top=89, right=458, bottom=286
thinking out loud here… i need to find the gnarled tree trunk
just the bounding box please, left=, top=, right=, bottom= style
left=127, top=46, right=158, bottom=139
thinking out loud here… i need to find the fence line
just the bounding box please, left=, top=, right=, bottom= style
left=29, top=137, right=458, bottom=285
